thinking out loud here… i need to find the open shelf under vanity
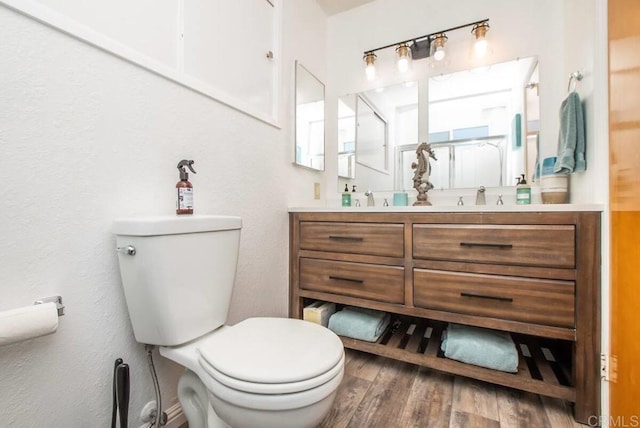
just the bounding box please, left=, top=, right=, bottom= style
left=338, top=314, right=575, bottom=403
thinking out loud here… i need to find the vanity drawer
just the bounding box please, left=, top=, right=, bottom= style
left=413, top=224, right=575, bottom=268
left=414, top=269, right=575, bottom=328
left=300, top=258, right=404, bottom=304
left=300, top=221, right=404, bottom=257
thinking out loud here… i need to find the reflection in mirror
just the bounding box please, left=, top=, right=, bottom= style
left=295, top=61, right=325, bottom=170
left=338, top=95, right=356, bottom=178
left=525, top=63, right=540, bottom=181
left=337, top=57, right=539, bottom=193
left=357, top=95, right=388, bottom=171
left=427, top=57, right=537, bottom=190
left=355, top=82, right=418, bottom=190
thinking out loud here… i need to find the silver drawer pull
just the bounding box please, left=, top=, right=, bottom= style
left=460, top=242, right=513, bottom=249
left=329, top=235, right=364, bottom=242
left=329, top=275, right=364, bottom=284
left=460, top=292, right=513, bottom=303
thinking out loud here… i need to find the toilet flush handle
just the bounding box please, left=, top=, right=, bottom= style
left=116, top=245, right=136, bottom=256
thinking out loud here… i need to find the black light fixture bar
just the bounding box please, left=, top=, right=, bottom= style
left=363, top=18, right=489, bottom=55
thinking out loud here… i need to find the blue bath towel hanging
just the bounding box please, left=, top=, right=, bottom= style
left=554, top=91, right=586, bottom=173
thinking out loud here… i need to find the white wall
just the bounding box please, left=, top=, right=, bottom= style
left=325, top=0, right=605, bottom=203
left=0, top=0, right=326, bottom=425
left=563, top=0, right=608, bottom=205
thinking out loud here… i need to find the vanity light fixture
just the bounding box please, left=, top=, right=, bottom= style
left=362, top=18, right=489, bottom=79
left=364, top=52, right=377, bottom=81
left=396, top=43, right=411, bottom=73
left=471, top=21, right=490, bottom=58
left=431, top=33, right=448, bottom=61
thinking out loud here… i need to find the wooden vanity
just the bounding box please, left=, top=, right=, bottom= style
left=289, top=209, right=601, bottom=424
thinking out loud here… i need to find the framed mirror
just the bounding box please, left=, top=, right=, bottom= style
left=295, top=61, right=325, bottom=171
left=337, top=57, right=538, bottom=193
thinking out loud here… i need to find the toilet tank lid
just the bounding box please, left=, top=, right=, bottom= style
left=112, top=215, right=242, bottom=236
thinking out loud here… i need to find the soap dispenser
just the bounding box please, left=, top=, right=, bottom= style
left=341, top=184, right=352, bottom=207
left=176, top=160, right=196, bottom=214
left=516, top=174, right=531, bottom=205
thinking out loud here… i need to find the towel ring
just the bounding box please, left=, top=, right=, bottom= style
left=568, top=70, right=583, bottom=93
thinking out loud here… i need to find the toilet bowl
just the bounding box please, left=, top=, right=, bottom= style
left=161, top=317, right=344, bottom=428
left=112, top=215, right=345, bottom=428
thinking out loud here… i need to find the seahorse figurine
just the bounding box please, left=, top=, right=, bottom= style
left=411, top=142, right=437, bottom=206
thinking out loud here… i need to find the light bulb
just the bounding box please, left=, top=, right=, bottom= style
left=431, top=33, right=447, bottom=62
left=474, top=38, right=488, bottom=57
left=472, top=22, right=490, bottom=58
left=363, top=52, right=377, bottom=81
left=396, top=43, right=411, bottom=73
left=365, top=63, right=376, bottom=81
left=397, top=57, right=409, bottom=73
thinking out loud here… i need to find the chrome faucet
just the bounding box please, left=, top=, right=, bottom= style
left=475, top=186, right=486, bottom=205
left=364, top=190, right=375, bottom=206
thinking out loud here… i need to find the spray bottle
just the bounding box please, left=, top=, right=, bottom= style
left=176, top=160, right=196, bottom=215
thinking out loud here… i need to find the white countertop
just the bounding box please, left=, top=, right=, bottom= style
left=288, top=203, right=604, bottom=213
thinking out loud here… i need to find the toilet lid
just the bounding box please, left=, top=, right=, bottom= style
left=198, top=317, right=344, bottom=386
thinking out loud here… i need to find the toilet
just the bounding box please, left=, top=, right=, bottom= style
left=113, top=215, right=344, bottom=428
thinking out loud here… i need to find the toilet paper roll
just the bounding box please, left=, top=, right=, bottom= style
left=0, top=302, right=59, bottom=347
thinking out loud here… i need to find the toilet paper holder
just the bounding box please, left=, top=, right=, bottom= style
left=34, top=296, right=65, bottom=317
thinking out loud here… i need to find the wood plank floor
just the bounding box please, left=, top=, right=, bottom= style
left=319, top=349, right=584, bottom=428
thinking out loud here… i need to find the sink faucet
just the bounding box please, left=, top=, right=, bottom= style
left=364, top=190, right=375, bottom=206
left=475, top=186, right=486, bottom=205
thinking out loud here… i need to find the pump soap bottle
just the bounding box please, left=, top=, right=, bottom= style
left=341, top=184, right=352, bottom=207
left=516, top=174, right=531, bottom=205
left=176, top=160, right=196, bottom=214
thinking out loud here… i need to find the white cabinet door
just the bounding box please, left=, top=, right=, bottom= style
left=183, top=0, right=276, bottom=118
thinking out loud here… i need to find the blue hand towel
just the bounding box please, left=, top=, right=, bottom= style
left=554, top=91, right=586, bottom=173
left=328, top=308, right=390, bottom=342
left=441, top=323, right=518, bottom=373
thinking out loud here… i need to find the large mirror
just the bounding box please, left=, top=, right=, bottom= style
left=338, top=57, right=539, bottom=192
left=295, top=61, right=325, bottom=170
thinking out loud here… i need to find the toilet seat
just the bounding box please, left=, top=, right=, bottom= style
left=199, top=351, right=345, bottom=394
left=197, top=317, right=344, bottom=394
left=204, top=361, right=344, bottom=411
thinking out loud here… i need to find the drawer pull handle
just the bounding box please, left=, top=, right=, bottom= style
left=460, top=292, right=513, bottom=303
left=460, top=242, right=513, bottom=249
left=329, top=236, right=364, bottom=242
left=329, top=275, right=364, bottom=284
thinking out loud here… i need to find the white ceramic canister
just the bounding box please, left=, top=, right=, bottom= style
left=540, top=173, right=569, bottom=204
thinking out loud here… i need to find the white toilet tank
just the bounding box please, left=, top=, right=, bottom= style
left=113, top=215, right=241, bottom=346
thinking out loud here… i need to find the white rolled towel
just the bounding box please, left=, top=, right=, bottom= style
left=0, top=302, right=59, bottom=347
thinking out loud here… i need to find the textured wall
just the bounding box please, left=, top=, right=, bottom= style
left=0, top=1, right=326, bottom=426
